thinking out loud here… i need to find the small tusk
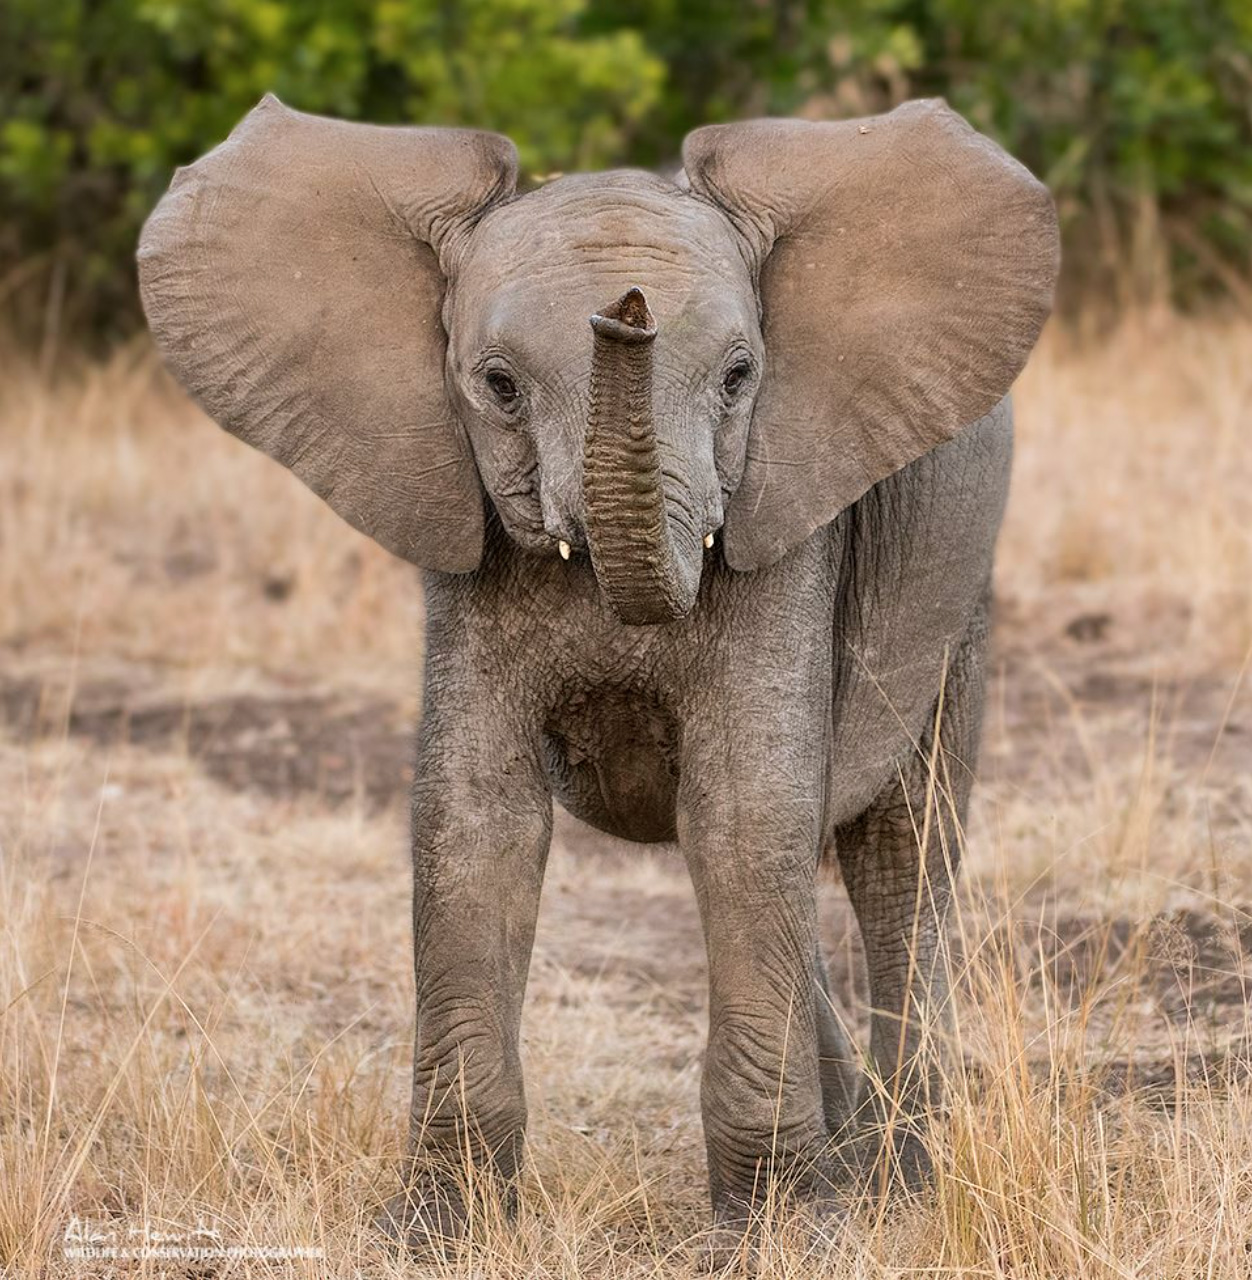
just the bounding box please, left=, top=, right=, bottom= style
left=703, top=533, right=715, bottom=549
left=559, top=540, right=571, bottom=560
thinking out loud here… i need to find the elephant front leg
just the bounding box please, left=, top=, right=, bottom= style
left=381, top=713, right=551, bottom=1251
left=678, top=734, right=835, bottom=1238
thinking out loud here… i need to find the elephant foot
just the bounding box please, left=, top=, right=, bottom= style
left=855, top=1124, right=935, bottom=1198
left=374, top=1164, right=517, bottom=1257
left=699, top=1163, right=852, bottom=1273
left=375, top=1181, right=466, bottom=1257
left=699, top=1193, right=850, bottom=1272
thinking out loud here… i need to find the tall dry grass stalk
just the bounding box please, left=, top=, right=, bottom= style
left=1, top=315, right=1250, bottom=1275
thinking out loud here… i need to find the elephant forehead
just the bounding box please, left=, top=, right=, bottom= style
left=456, top=171, right=752, bottom=322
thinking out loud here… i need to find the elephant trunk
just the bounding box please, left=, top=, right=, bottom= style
left=582, top=288, right=702, bottom=626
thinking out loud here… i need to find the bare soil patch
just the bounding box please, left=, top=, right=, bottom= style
left=0, top=670, right=412, bottom=809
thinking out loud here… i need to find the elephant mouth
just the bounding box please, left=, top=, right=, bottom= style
left=580, top=287, right=704, bottom=626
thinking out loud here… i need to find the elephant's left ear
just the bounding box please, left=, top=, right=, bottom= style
left=139, top=95, right=518, bottom=572
left=682, top=100, right=1059, bottom=571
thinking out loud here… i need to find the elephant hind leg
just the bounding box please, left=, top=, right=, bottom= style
left=834, top=592, right=990, bottom=1190
left=814, top=941, right=861, bottom=1143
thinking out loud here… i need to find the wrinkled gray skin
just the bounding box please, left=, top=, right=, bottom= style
left=408, top=406, right=1005, bottom=1229
left=137, top=96, right=1057, bottom=1252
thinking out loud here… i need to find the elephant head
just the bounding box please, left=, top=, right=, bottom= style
left=139, top=96, right=1057, bottom=625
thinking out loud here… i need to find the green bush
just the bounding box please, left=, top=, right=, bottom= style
left=0, top=0, right=664, bottom=338
left=872, top=0, right=1252, bottom=309
left=2, top=0, right=1250, bottom=338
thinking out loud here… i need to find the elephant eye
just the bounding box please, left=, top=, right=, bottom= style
left=722, top=359, right=753, bottom=398
left=485, top=370, right=521, bottom=408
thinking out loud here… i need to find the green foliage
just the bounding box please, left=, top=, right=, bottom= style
left=0, top=0, right=665, bottom=335
left=2, top=0, right=1250, bottom=336
left=871, top=0, right=1252, bottom=307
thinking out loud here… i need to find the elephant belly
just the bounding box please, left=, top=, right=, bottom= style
left=543, top=690, right=680, bottom=843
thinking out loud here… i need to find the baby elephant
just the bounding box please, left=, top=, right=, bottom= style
left=139, top=96, right=1058, bottom=1247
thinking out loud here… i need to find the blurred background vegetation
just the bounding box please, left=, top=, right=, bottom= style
left=3, top=0, right=1251, bottom=343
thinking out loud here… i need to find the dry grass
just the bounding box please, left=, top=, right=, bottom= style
left=1, top=313, right=1250, bottom=1276
left=1002, top=313, right=1252, bottom=666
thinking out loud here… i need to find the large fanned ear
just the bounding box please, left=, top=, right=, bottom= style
left=683, top=100, right=1058, bottom=570
left=138, top=95, right=517, bottom=571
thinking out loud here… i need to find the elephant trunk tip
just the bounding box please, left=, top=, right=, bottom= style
left=591, top=287, right=657, bottom=344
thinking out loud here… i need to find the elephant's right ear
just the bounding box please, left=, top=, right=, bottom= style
left=138, top=95, right=517, bottom=572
